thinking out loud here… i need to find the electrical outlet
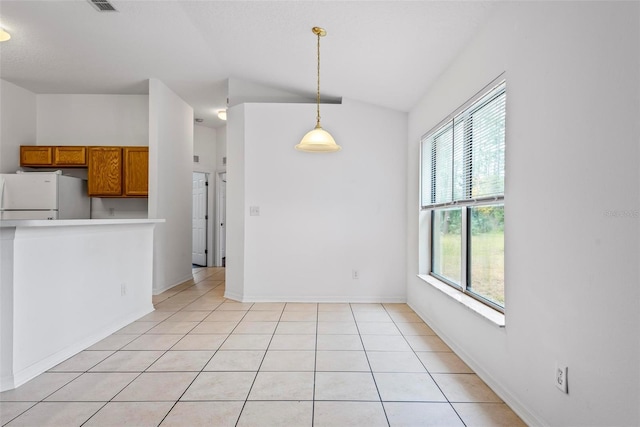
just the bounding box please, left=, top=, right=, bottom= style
left=249, top=206, right=260, bottom=216
left=555, top=364, right=568, bottom=393
left=352, top=270, right=359, bottom=279
left=121, top=283, right=127, bottom=296
left=109, top=208, right=115, bottom=217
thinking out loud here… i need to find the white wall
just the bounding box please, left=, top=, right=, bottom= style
left=216, top=126, right=227, bottom=171
left=36, top=94, right=148, bottom=146
left=226, top=100, right=407, bottom=302
left=193, top=125, right=217, bottom=172
left=406, top=3, right=639, bottom=426
left=1, top=221, right=157, bottom=391
left=35, top=94, right=149, bottom=219
left=148, top=79, right=194, bottom=293
left=0, top=80, right=36, bottom=173
left=193, top=124, right=218, bottom=266
left=90, top=198, right=148, bottom=220
left=225, top=106, right=245, bottom=298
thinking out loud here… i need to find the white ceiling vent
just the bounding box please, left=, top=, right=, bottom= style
left=88, top=0, right=118, bottom=12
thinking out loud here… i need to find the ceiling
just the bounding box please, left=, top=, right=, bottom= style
left=0, top=0, right=497, bottom=128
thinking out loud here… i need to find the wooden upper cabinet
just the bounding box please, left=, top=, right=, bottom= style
left=87, top=147, right=123, bottom=197
left=20, top=145, right=87, bottom=167
left=20, top=146, right=53, bottom=166
left=20, top=145, right=148, bottom=198
left=53, top=146, right=87, bottom=167
left=123, top=147, right=148, bottom=197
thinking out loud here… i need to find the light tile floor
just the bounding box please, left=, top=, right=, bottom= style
left=1, top=267, right=526, bottom=426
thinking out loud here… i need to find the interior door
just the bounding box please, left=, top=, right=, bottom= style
left=192, top=172, right=207, bottom=266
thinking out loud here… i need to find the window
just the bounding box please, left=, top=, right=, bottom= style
left=421, top=80, right=506, bottom=311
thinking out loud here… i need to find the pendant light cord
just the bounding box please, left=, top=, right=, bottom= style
left=316, top=30, right=321, bottom=128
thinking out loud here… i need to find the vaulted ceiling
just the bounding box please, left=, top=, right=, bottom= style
left=0, top=0, right=496, bottom=127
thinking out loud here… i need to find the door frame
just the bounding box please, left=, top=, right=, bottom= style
left=191, top=171, right=208, bottom=267
left=215, top=171, right=227, bottom=267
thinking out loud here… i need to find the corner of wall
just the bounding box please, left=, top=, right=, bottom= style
left=0, top=80, right=37, bottom=173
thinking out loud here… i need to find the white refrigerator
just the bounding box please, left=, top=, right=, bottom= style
left=0, top=171, right=90, bottom=220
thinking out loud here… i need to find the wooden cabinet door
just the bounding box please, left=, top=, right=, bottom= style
left=87, top=147, right=122, bottom=197
left=20, top=146, right=53, bottom=166
left=53, top=146, right=87, bottom=167
left=123, top=147, right=148, bottom=197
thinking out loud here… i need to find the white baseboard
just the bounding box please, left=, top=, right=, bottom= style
left=153, top=274, right=195, bottom=295
left=407, top=302, right=546, bottom=427
left=223, top=292, right=406, bottom=304
left=1, top=305, right=153, bottom=392
left=223, top=290, right=243, bottom=302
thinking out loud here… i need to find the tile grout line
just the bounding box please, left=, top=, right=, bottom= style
left=311, top=305, right=319, bottom=427
left=349, top=303, right=391, bottom=427
left=233, top=302, right=285, bottom=427
left=150, top=272, right=231, bottom=426
left=4, top=269, right=516, bottom=426
left=48, top=324, right=166, bottom=425
left=77, top=368, right=146, bottom=426
left=89, top=274, right=225, bottom=426
left=77, top=295, right=207, bottom=427
left=0, top=268, right=225, bottom=426
left=381, top=304, right=469, bottom=427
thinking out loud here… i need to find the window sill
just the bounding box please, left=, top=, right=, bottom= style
left=417, top=274, right=505, bottom=327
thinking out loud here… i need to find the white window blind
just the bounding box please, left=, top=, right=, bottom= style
left=421, top=81, right=506, bottom=209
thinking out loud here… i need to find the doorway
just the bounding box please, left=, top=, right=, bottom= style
left=215, top=172, right=227, bottom=267
left=192, top=172, right=207, bottom=266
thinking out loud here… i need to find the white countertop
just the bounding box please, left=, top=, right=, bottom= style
left=0, top=218, right=165, bottom=228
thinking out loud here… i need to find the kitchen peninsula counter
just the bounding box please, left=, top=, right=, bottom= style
left=0, top=218, right=162, bottom=227
left=0, top=218, right=163, bottom=391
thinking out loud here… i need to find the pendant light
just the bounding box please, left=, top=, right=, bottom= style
left=295, top=27, right=341, bottom=153
left=0, top=28, right=11, bottom=42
